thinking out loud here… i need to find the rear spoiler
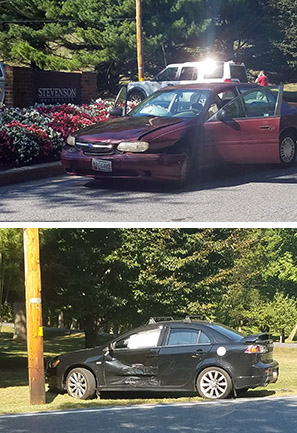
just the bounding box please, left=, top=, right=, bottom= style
left=241, top=333, right=272, bottom=344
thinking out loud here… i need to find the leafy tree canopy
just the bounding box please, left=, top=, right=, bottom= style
left=0, top=0, right=295, bottom=89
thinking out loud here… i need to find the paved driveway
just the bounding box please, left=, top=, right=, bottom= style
left=0, top=396, right=297, bottom=433
left=1, top=164, right=297, bottom=222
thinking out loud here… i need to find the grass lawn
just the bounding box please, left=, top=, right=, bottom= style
left=0, top=326, right=296, bottom=414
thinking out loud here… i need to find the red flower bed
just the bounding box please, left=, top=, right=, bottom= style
left=0, top=100, right=113, bottom=168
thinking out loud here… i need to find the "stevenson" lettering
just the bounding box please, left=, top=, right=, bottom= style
left=37, top=87, right=77, bottom=98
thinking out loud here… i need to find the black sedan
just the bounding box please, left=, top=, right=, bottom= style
left=46, top=317, right=279, bottom=400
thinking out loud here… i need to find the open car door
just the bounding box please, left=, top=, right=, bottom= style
left=110, top=85, right=128, bottom=117
left=203, top=85, right=283, bottom=164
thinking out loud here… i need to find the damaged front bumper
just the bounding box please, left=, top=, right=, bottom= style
left=61, top=147, right=187, bottom=182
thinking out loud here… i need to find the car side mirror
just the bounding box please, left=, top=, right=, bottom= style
left=216, top=109, right=227, bottom=122
left=108, top=342, right=114, bottom=354
left=109, top=107, right=123, bottom=117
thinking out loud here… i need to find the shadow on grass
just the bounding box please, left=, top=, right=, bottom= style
left=46, top=389, right=61, bottom=404
left=237, top=389, right=276, bottom=398
left=51, top=388, right=278, bottom=413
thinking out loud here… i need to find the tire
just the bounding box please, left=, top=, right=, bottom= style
left=66, top=367, right=96, bottom=400
left=279, top=132, right=296, bottom=166
left=127, top=89, right=146, bottom=104
left=197, top=367, right=233, bottom=399
left=175, top=146, right=195, bottom=187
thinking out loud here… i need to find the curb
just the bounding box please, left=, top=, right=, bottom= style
left=0, top=161, right=64, bottom=187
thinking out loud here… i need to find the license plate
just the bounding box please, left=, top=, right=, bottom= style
left=92, top=159, right=112, bottom=172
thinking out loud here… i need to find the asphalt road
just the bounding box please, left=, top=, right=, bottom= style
left=0, top=396, right=296, bottom=433
left=1, top=163, right=297, bottom=222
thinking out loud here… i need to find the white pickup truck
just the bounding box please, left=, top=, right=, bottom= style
left=127, top=60, right=248, bottom=102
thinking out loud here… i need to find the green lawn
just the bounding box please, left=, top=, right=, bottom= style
left=0, top=327, right=296, bottom=414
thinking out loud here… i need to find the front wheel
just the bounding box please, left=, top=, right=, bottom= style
left=174, top=145, right=196, bottom=187
left=197, top=367, right=232, bottom=399
left=279, top=133, right=296, bottom=166
left=127, top=90, right=146, bottom=104
left=66, top=367, right=96, bottom=400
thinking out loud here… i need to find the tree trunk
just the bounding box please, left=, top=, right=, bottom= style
left=280, top=328, right=285, bottom=343
left=82, top=316, right=98, bottom=348
left=13, top=302, right=27, bottom=341
left=287, top=322, right=297, bottom=342
left=58, top=311, right=64, bottom=328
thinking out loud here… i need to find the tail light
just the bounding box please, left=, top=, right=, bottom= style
left=224, top=79, right=232, bottom=82
left=245, top=344, right=268, bottom=354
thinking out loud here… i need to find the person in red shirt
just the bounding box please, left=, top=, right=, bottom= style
left=255, top=70, right=269, bottom=86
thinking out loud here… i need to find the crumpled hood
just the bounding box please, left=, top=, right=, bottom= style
left=74, top=116, right=185, bottom=143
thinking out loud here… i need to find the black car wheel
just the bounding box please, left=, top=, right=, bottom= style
left=66, top=367, right=96, bottom=400
left=279, top=133, right=296, bottom=166
left=127, top=89, right=146, bottom=104
left=197, top=367, right=232, bottom=399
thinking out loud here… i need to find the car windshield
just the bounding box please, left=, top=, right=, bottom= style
left=129, top=89, right=212, bottom=119
left=210, top=324, right=243, bottom=341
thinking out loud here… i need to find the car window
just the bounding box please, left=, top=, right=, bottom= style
left=206, top=102, right=219, bottom=119
left=242, top=89, right=276, bottom=117
left=210, top=324, right=242, bottom=341
left=166, top=328, right=211, bottom=345
left=129, top=89, right=212, bottom=118
left=230, top=65, right=247, bottom=82
left=155, top=67, right=178, bottom=81
left=114, top=328, right=162, bottom=350
left=203, top=62, right=224, bottom=79
left=219, top=97, right=245, bottom=120
left=180, top=67, right=198, bottom=81
left=238, top=85, right=257, bottom=94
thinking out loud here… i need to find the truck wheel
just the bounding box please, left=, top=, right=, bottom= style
left=127, top=90, right=146, bottom=104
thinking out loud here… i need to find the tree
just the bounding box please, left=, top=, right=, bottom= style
left=248, top=292, right=297, bottom=341
left=2, top=0, right=292, bottom=89
left=268, top=0, right=297, bottom=78
left=41, top=228, right=134, bottom=347
left=40, top=228, right=238, bottom=346
left=0, top=228, right=25, bottom=339
left=0, top=229, right=24, bottom=318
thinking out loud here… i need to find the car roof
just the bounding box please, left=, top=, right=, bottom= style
left=159, top=82, right=259, bottom=92
left=165, top=61, right=245, bottom=68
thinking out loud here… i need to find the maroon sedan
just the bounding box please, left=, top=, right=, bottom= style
left=62, top=83, right=297, bottom=185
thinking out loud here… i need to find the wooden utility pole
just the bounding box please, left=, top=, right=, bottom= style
left=136, top=0, right=144, bottom=81
left=24, top=228, right=45, bottom=405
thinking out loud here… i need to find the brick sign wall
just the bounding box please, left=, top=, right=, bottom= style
left=4, top=65, right=98, bottom=107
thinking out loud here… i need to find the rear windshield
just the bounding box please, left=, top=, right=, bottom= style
left=230, top=65, right=247, bottom=82
left=0, top=65, right=3, bottom=78
left=211, top=324, right=243, bottom=341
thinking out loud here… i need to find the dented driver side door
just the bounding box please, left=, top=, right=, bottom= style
left=102, top=327, right=163, bottom=390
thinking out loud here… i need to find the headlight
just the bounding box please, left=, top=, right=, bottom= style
left=117, top=141, right=149, bottom=153
left=66, top=135, right=75, bottom=146
left=48, top=358, right=60, bottom=368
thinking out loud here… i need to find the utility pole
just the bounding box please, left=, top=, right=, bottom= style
left=24, top=228, right=45, bottom=405
left=136, top=0, right=144, bottom=81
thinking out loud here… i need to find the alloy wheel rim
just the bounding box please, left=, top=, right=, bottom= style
left=200, top=370, right=228, bottom=398
left=68, top=372, right=87, bottom=398
left=130, top=94, right=142, bottom=104
left=280, top=137, right=295, bottom=163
